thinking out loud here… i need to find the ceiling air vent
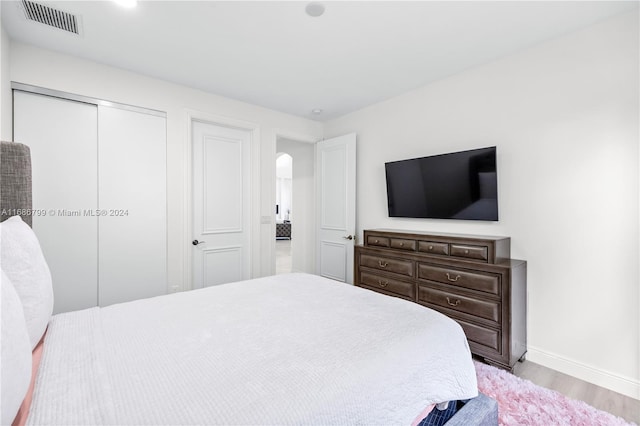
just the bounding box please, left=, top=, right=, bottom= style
left=21, top=0, right=79, bottom=35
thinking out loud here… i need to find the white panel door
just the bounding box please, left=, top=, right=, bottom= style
left=98, top=106, right=167, bottom=306
left=192, top=120, right=251, bottom=288
left=13, top=91, right=98, bottom=314
left=316, top=133, right=356, bottom=283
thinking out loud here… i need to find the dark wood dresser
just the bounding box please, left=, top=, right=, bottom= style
left=355, top=229, right=527, bottom=372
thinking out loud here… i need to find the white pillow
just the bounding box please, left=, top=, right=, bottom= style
left=0, top=216, right=53, bottom=348
left=0, top=270, right=32, bottom=425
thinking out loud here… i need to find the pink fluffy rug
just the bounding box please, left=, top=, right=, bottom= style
left=474, top=361, right=636, bottom=426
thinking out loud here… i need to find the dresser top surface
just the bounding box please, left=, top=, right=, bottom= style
left=366, top=228, right=509, bottom=242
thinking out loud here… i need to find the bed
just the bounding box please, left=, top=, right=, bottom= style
left=1, top=141, right=497, bottom=425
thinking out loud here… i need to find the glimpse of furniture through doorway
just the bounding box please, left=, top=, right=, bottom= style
left=275, top=153, right=292, bottom=274
left=274, top=136, right=315, bottom=276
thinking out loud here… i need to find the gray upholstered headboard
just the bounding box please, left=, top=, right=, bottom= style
left=0, top=141, right=33, bottom=227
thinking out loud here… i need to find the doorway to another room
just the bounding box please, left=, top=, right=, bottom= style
left=275, top=153, right=293, bottom=274
left=275, top=137, right=315, bottom=275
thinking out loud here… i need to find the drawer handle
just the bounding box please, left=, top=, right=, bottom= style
left=399, top=242, right=404, bottom=246
left=378, top=279, right=388, bottom=288
left=464, top=249, right=470, bottom=254
left=446, top=297, right=461, bottom=307
left=446, top=273, right=461, bottom=282
left=378, top=261, right=388, bottom=268
left=374, top=239, right=379, bottom=243
left=428, top=245, right=433, bottom=250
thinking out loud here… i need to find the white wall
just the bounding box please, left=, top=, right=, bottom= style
left=0, top=22, right=11, bottom=140
left=325, top=11, right=639, bottom=398
left=276, top=138, right=315, bottom=274
left=8, top=41, right=323, bottom=291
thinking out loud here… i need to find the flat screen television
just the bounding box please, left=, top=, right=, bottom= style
left=385, top=146, right=498, bottom=221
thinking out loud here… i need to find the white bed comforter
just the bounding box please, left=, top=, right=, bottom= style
left=28, top=273, right=477, bottom=425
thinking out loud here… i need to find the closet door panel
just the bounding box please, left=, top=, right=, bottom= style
left=13, top=91, right=99, bottom=314
left=98, top=106, right=167, bottom=306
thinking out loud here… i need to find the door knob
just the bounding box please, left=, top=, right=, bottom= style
left=192, top=240, right=205, bottom=246
left=342, top=235, right=354, bottom=240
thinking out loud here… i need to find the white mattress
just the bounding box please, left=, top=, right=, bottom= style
left=28, top=273, right=477, bottom=425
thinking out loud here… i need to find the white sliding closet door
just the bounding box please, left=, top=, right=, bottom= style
left=13, top=88, right=167, bottom=313
left=98, top=106, right=167, bottom=306
left=13, top=91, right=99, bottom=314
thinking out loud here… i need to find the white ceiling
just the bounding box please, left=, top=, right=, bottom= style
left=2, top=1, right=638, bottom=121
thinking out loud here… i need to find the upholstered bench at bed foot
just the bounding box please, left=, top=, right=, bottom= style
left=445, top=393, right=498, bottom=426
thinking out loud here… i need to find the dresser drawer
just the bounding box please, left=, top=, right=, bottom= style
left=390, top=238, right=416, bottom=251
left=417, top=285, right=500, bottom=324
left=360, top=254, right=414, bottom=277
left=359, top=271, right=414, bottom=300
left=456, top=318, right=501, bottom=353
left=418, top=241, right=449, bottom=256
left=417, top=264, right=500, bottom=296
left=450, top=244, right=488, bottom=262
left=367, top=236, right=390, bottom=247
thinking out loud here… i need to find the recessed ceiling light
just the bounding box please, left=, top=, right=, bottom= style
left=312, top=109, right=323, bottom=115
left=305, top=2, right=325, bottom=18
left=112, top=0, right=137, bottom=8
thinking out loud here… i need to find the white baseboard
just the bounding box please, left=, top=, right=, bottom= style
left=526, top=346, right=640, bottom=400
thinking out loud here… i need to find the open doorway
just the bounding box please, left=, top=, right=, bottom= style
left=275, top=137, right=315, bottom=275
left=275, top=153, right=292, bottom=274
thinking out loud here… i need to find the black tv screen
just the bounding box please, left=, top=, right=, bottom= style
left=385, top=147, right=498, bottom=221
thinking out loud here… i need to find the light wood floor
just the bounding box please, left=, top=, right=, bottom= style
left=513, top=360, right=640, bottom=424
left=275, top=239, right=292, bottom=274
